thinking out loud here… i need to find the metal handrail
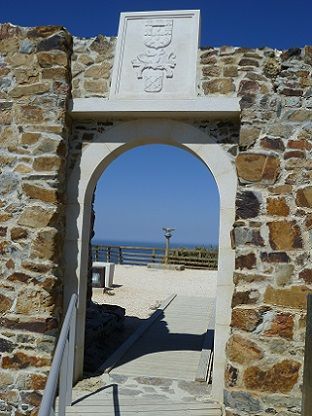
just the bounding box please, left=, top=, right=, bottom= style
left=39, top=294, right=77, bottom=416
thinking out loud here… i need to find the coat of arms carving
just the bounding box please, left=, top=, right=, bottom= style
left=132, top=19, right=176, bottom=93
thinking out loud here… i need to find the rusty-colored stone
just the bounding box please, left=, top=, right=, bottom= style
left=238, top=80, right=260, bottom=95
left=0, top=226, right=7, bottom=237
left=264, top=285, right=310, bottom=309
left=284, top=150, right=305, bottom=159
left=227, top=334, right=263, bottom=365
left=267, top=197, right=289, bottom=216
left=261, top=252, right=290, bottom=263
left=239, top=126, right=261, bottom=148
left=27, top=25, right=64, bottom=38
left=288, top=139, right=312, bottom=150
left=231, top=307, right=262, bottom=331
left=0, top=371, right=14, bottom=388
left=0, top=315, right=58, bottom=333
left=9, top=82, right=50, bottom=98
left=21, top=391, right=42, bottom=407
left=243, top=359, right=300, bottom=393
left=268, top=220, right=302, bottom=250
left=22, top=261, right=52, bottom=273
left=37, top=51, right=68, bottom=67
left=264, top=313, right=294, bottom=339
left=2, top=352, right=50, bottom=369
left=16, top=105, right=44, bottom=124
left=236, top=153, right=280, bottom=183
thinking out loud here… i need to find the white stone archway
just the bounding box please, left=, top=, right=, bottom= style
left=64, top=119, right=237, bottom=402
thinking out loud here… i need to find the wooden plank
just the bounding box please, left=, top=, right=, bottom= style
left=98, top=294, right=177, bottom=374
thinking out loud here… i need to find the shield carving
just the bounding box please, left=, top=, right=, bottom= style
left=144, top=19, right=173, bottom=49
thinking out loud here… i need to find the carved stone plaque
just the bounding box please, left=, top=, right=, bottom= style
left=110, top=10, right=200, bottom=100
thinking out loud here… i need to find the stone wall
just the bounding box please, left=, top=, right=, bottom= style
left=1, top=20, right=312, bottom=416
left=0, top=24, right=72, bottom=414
left=198, top=46, right=312, bottom=415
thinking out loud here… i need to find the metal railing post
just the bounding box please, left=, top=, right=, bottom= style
left=38, top=294, right=77, bottom=416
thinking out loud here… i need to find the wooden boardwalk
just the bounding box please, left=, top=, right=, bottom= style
left=62, top=296, right=219, bottom=415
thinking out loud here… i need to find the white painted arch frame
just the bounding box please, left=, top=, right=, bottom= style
left=64, top=119, right=237, bottom=402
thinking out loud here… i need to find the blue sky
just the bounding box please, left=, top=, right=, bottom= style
left=3, top=1, right=311, bottom=245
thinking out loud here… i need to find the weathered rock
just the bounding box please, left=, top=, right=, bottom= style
left=264, top=285, right=310, bottom=308
left=18, top=206, right=55, bottom=228
left=37, top=33, right=70, bottom=52
left=0, top=315, right=58, bottom=333
left=0, top=172, right=19, bottom=196
left=22, top=183, right=57, bottom=203
left=10, top=227, right=28, bottom=241
left=31, top=228, right=59, bottom=260
left=235, top=253, right=256, bottom=270
left=7, top=272, right=31, bottom=283
left=236, top=153, right=280, bottom=183
left=243, top=359, right=300, bottom=393
left=84, top=79, right=107, bottom=94
left=264, top=313, right=294, bottom=339
left=21, top=132, right=41, bottom=145
left=261, top=252, right=290, bottom=263
left=299, top=269, right=312, bottom=285
left=9, top=82, right=50, bottom=98
left=268, top=220, right=302, bottom=250
left=0, top=294, right=13, bottom=313
left=2, top=351, right=51, bottom=369
left=267, top=197, right=289, bottom=216
left=233, top=272, right=267, bottom=284
left=263, top=58, right=281, bottom=78
left=203, top=78, right=235, bottom=94
left=0, top=371, right=14, bottom=388
left=236, top=191, right=260, bottom=219
left=232, top=289, right=259, bottom=307
left=231, top=307, right=262, bottom=332
left=227, top=334, right=263, bottom=365
left=224, top=390, right=262, bottom=413
left=261, top=137, right=285, bottom=151
left=15, top=105, right=44, bottom=124
left=296, top=186, right=312, bottom=208
left=0, top=337, right=15, bottom=353
left=84, top=63, right=111, bottom=78
left=21, top=390, right=42, bottom=407
left=275, top=264, right=294, bottom=286
left=239, top=125, right=261, bottom=148
left=33, top=156, right=61, bottom=171
left=16, top=288, right=55, bottom=315
left=238, top=80, right=260, bottom=95
left=37, top=51, right=68, bottom=67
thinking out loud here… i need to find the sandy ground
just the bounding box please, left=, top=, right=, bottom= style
left=92, top=265, right=217, bottom=319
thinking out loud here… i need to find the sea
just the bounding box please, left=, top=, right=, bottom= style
left=92, top=239, right=218, bottom=250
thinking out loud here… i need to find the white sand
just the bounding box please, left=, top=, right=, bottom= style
left=92, top=265, right=217, bottom=319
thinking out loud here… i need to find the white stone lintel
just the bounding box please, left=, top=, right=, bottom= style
left=69, top=97, right=241, bottom=120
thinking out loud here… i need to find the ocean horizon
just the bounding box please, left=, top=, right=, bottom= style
left=92, top=239, right=218, bottom=249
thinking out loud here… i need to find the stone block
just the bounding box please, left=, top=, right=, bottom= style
left=0, top=293, right=13, bottom=313
left=31, top=228, right=59, bottom=260
left=235, top=252, right=256, bottom=270
left=33, top=156, right=61, bottom=171
left=268, top=220, right=302, bottom=250
left=267, top=197, right=289, bottom=216
left=236, top=153, right=280, bottom=183
left=16, top=288, right=54, bottom=315
left=264, top=313, right=294, bottom=339
left=243, top=359, right=300, bottom=393
left=299, top=269, right=312, bottom=285
left=2, top=351, right=50, bottom=369
left=231, top=307, right=262, bottom=332
left=22, top=183, right=57, bottom=203
left=37, top=51, right=68, bottom=67
left=232, top=289, right=259, bottom=307
left=296, top=186, right=312, bottom=208
left=9, top=82, right=50, bottom=98
left=239, top=125, right=261, bottom=148
left=236, top=191, right=260, bottom=219
left=203, top=78, right=235, bottom=94
left=261, top=252, right=290, bottom=263
left=264, top=285, right=310, bottom=308
left=260, top=137, right=285, bottom=151
left=227, top=334, right=263, bottom=365
left=18, top=206, right=56, bottom=228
